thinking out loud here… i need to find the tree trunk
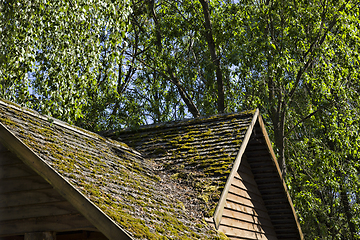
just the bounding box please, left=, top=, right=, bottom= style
left=271, top=108, right=286, bottom=176
left=169, top=71, right=200, bottom=118
left=339, top=172, right=356, bottom=239
left=199, top=0, right=225, bottom=114
left=148, top=0, right=162, bottom=51
left=267, top=77, right=287, bottom=176
left=148, top=0, right=200, bottom=118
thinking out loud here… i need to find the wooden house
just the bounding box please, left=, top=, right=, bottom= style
left=0, top=99, right=303, bottom=240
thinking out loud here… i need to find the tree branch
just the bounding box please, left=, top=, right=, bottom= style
left=285, top=100, right=333, bottom=138
left=285, top=109, right=320, bottom=138
left=135, top=56, right=200, bottom=117
left=199, top=0, right=225, bottom=114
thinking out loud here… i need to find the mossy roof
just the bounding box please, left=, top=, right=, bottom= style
left=105, top=110, right=256, bottom=218
left=0, top=99, right=228, bottom=240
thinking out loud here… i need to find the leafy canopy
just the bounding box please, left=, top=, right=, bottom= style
left=1, top=0, right=360, bottom=239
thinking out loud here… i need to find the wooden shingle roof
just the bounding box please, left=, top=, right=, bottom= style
left=107, top=110, right=256, bottom=217
left=108, top=110, right=304, bottom=240
left=0, top=98, right=303, bottom=240
left=0, top=99, right=226, bottom=240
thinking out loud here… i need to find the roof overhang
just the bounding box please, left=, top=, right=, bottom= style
left=0, top=122, right=134, bottom=240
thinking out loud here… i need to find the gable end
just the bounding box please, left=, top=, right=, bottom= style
left=212, top=114, right=304, bottom=240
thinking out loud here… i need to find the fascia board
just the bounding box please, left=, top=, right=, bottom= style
left=213, top=109, right=259, bottom=229
left=0, top=122, right=134, bottom=240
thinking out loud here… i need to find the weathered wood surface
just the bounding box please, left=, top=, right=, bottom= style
left=218, top=224, right=277, bottom=240
left=0, top=175, right=50, bottom=193
left=0, top=151, right=22, bottom=166
left=0, top=143, right=8, bottom=152
left=0, top=231, right=108, bottom=240
left=24, top=232, right=55, bottom=240
left=56, top=231, right=108, bottom=240
left=222, top=207, right=274, bottom=229
left=0, top=201, right=80, bottom=221
left=231, top=177, right=262, bottom=197
left=0, top=164, right=36, bottom=179
left=0, top=213, right=97, bottom=236
left=226, top=192, right=268, bottom=213
left=235, top=170, right=256, bottom=185
left=0, top=188, right=65, bottom=208
left=0, top=150, right=99, bottom=238
left=220, top=215, right=276, bottom=235
left=225, top=200, right=269, bottom=219
left=236, top=168, right=256, bottom=185
left=0, top=236, right=24, bottom=240
left=219, top=156, right=278, bottom=239
left=228, top=184, right=265, bottom=204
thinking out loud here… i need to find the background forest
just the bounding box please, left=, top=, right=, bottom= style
left=1, top=0, right=360, bottom=238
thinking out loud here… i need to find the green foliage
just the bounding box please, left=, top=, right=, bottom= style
left=0, top=0, right=129, bottom=129
left=1, top=0, right=360, bottom=238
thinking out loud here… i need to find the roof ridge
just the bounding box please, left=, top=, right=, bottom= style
left=0, top=99, right=99, bottom=139
left=102, top=109, right=256, bottom=137
left=0, top=98, right=142, bottom=156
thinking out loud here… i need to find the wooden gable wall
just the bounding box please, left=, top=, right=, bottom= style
left=0, top=143, right=107, bottom=240
left=217, top=156, right=278, bottom=240
left=245, top=120, right=302, bottom=239
left=207, top=116, right=303, bottom=240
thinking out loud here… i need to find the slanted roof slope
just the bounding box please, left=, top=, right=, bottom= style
left=0, top=99, right=226, bottom=240
left=108, top=110, right=303, bottom=240
left=107, top=110, right=256, bottom=217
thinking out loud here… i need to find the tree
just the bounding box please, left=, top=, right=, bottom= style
left=230, top=1, right=360, bottom=238
left=0, top=0, right=129, bottom=128
left=1, top=0, right=360, bottom=238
